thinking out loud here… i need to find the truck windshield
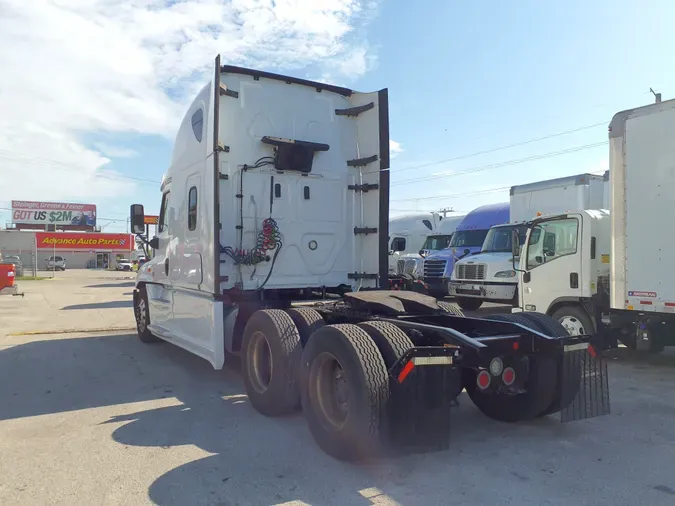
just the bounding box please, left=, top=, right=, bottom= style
left=422, top=234, right=453, bottom=250
left=449, top=230, right=489, bottom=248
left=481, top=225, right=528, bottom=253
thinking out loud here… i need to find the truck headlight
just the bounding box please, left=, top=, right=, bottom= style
left=494, top=270, right=516, bottom=278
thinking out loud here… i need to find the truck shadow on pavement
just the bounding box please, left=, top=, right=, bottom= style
left=60, top=300, right=133, bottom=310
left=3, top=332, right=675, bottom=505
left=85, top=282, right=136, bottom=288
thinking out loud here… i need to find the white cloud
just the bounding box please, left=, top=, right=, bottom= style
left=93, top=143, right=140, bottom=159
left=390, top=140, right=403, bottom=158
left=0, top=0, right=381, bottom=203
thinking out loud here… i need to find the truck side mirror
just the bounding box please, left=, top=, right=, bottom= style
left=511, top=229, right=520, bottom=258
left=130, top=204, right=145, bottom=235
left=148, top=237, right=160, bottom=250
left=511, top=229, right=521, bottom=271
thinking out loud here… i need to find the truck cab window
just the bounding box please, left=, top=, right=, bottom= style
left=526, top=218, right=578, bottom=270
left=188, top=186, right=198, bottom=231
left=391, top=237, right=406, bottom=252
left=159, top=192, right=170, bottom=233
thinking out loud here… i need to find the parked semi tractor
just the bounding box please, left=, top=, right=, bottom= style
left=388, top=212, right=442, bottom=277
left=512, top=99, right=675, bottom=353
left=389, top=214, right=465, bottom=291
left=423, top=203, right=509, bottom=298
left=129, top=56, right=609, bottom=462
left=450, top=174, right=605, bottom=310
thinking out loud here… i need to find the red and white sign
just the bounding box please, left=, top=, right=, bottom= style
left=36, top=232, right=133, bottom=251
left=12, top=200, right=97, bottom=226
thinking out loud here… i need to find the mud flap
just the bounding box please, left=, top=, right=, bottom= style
left=559, top=343, right=610, bottom=422
left=384, top=347, right=457, bottom=454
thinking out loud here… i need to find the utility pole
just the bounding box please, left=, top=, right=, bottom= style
left=439, top=207, right=455, bottom=218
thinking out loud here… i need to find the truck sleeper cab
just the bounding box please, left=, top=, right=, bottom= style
left=129, top=56, right=609, bottom=462
left=388, top=212, right=442, bottom=276
left=389, top=214, right=465, bottom=292
left=423, top=203, right=509, bottom=298
left=450, top=223, right=528, bottom=310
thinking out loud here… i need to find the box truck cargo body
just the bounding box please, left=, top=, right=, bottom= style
left=514, top=99, right=675, bottom=352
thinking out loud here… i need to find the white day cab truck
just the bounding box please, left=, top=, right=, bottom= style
left=513, top=99, right=675, bottom=353
left=128, top=55, right=609, bottom=461
left=450, top=173, right=606, bottom=311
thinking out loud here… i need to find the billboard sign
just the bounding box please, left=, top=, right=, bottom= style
left=144, top=215, right=159, bottom=225
left=12, top=200, right=97, bottom=226
left=36, top=232, right=133, bottom=251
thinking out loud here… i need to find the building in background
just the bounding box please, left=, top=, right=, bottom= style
left=0, top=230, right=136, bottom=270
left=9, top=200, right=97, bottom=232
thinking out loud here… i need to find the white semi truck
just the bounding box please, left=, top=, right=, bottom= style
left=513, top=99, right=675, bottom=352
left=387, top=212, right=442, bottom=276
left=389, top=214, right=466, bottom=290
left=128, top=56, right=609, bottom=461
left=450, top=173, right=605, bottom=310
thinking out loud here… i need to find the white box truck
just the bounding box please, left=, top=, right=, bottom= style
left=127, top=55, right=608, bottom=461
left=513, top=99, right=675, bottom=353
left=450, top=174, right=605, bottom=310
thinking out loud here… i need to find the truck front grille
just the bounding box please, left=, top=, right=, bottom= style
left=456, top=263, right=487, bottom=280
left=424, top=259, right=447, bottom=278
left=396, top=258, right=418, bottom=275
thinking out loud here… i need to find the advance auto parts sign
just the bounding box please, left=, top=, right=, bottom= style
left=36, top=233, right=133, bottom=251
left=12, top=200, right=97, bottom=226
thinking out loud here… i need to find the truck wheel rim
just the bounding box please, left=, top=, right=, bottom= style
left=249, top=331, right=273, bottom=394
left=559, top=316, right=585, bottom=336
left=137, top=299, right=147, bottom=332
left=314, top=352, right=349, bottom=430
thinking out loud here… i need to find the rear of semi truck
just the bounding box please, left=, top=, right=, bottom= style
left=129, top=56, right=610, bottom=462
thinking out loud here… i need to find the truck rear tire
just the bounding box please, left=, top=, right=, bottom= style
left=456, top=297, right=483, bottom=311
left=134, top=286, right=161, bottom=343
left=437, top=300, right=465, bottom=316
left=357, top=321, right=414, bottom=368
left=286, top=308, right=325, bottom=346
left=550, top=305, right=594, bottom=337
left=300, top=324, right=389, bottom=461
left=465, top=313, right=558, bottom=422
left=241, top=309, right=302, bottom=417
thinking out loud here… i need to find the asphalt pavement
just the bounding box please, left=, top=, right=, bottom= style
left=1, top=270, right=674, bottom=506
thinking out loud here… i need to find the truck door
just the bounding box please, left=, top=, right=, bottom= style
left=145, top=190, right=174, bottom=333
left=519, top=215, right=582, bottom=314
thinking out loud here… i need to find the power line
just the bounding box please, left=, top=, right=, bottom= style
left=390, top=141, right=607, bottom=187
left=390, top=169, right=607, bottom=203
left=378, top=121, right=607, bottom=177
left=0, top=150, right=161, bottom=185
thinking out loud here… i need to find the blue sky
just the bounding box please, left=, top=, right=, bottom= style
left=1, top=0, right=673, bottom=232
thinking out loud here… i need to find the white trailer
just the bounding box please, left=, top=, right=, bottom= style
left=510, top=173, right=605, bottom=222
left=450, top=174, right=605, bottom=310
left=513, top=98, right=675, bottom=352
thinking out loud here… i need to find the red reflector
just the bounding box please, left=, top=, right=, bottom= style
left=640, top=300, right=652, bottom=305
left=502, top=367, right=516, bottom=386
left=476, top=370, right=491, bottom=390
left=397, top=360, right=415, bottom=383
left=588, top=345, right=597, bottom=358
left=512, top=341, right=519, bottom=351
left=666, top=302, right=675, bottom=307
